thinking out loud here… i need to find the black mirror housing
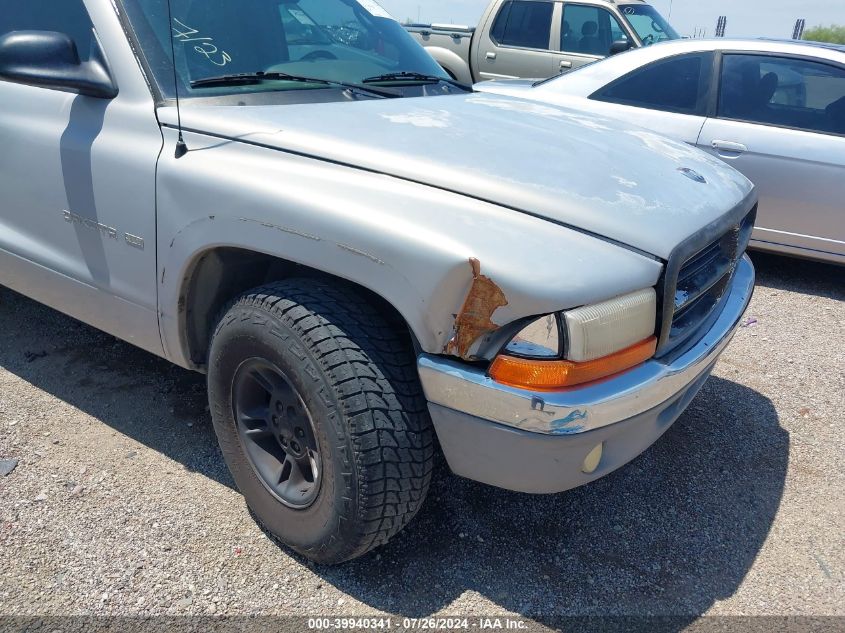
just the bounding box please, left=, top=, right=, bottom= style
left=609, top=38, right=634, bottom=56
left=0, top=30, right=118, bottom=99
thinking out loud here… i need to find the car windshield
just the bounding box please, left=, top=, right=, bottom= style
left=618, top=4, right=679, bottom=44
left=120, top=0, right=451, bottom=99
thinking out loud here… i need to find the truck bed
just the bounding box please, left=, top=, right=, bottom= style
left=404, top=23, right=476, bottom=36
left=404, top=24, right=476, bottom=83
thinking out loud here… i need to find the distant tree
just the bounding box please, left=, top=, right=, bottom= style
left=803, top=24, right=845, bottom=44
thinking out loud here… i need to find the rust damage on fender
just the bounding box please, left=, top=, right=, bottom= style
left=446, top=258, right=508, bottom=359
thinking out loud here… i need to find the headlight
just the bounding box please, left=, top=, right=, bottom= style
left=563, top=288, right=656, bottom=362
left=491, top=289, right=657, bottom=390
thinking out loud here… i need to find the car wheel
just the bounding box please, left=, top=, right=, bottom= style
left=207, top=279, right=434, bottom=564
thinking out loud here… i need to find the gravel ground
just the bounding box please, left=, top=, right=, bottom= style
left=0, top=252, right=842, bottom=624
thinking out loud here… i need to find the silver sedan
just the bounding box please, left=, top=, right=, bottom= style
left=476, top=39, right=845, bottom=264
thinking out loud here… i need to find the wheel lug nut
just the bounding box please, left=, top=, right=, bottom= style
left=275, top=402, right=284, bottom=414
left=291, top=442, right=300, bottom=453
left=295, top=428, right=305, bottom=438
left=280, top=438, right=288, bottom=446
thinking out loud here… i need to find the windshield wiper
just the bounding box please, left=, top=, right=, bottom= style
left=362, top=71, right=470, bottom=90
left=190, top=72, right=401, bottom=98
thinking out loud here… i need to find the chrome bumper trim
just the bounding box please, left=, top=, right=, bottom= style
left=418, top=255, right=755, bottom=436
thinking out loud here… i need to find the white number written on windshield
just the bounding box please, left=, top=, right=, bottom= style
left=172, top=18, right=232, bottom=67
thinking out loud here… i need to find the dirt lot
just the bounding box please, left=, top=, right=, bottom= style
left=0, top=252, right=842, bottom=625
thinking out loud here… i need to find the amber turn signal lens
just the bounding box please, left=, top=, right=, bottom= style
left=490, top=336, right=657, bottom=390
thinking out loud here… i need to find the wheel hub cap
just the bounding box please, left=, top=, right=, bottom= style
left=233, top=360, right=322, bottom=509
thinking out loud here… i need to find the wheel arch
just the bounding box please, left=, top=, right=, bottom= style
left=424, top=47, right=474, bottom=84
left=168, top=244, right=422, bottom=371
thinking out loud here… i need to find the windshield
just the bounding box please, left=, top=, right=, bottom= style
left=618, top=4, right=679, bottom=45
left=120, top=0, right=450, bottom=100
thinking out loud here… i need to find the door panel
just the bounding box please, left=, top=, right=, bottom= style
left=475, top=0, right=562, bottom=79
left=697, top=53, right=845, bottom=259
left=697, top=119, right=845, bottom=257
left=584, top=100, right=706, bottom=144
left=558, top=2, right=629, bottom=70
left=0, top=1, right=164, bottom=353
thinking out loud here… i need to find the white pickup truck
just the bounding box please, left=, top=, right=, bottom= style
left=406, top=0, right=679, bottom=84
left=1, top=0, right=753, bottom=564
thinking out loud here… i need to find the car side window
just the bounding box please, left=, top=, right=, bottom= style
left=718, top=54, right=845, bottom=135
left=490, top=0, right=554, bottom=50
left=591, top=53, right=714, bottom=115
left=0, top=1, right=97, bottom=62
left=561, top=4, right=627, bottom=57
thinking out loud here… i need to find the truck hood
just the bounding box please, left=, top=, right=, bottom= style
left=162, top=93, right=753, bottom=259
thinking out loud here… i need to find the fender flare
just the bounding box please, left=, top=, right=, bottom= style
left=158, top=216, right=469, bottom=368
left=423, top=47, right=473, bottom=85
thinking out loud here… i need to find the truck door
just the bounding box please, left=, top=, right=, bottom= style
left=0, top=0, right=165, bottom=356
left=558, top=3, right=633, bottom=71
left=474, top=0, right=562, bottom=80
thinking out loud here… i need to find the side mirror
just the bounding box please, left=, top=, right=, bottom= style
left=0, top=30, right=118, bottom=99
left=609, top=38, right=634, bottom=56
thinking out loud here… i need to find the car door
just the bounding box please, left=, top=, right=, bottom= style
left=587, top=52, right=715, bottom=144
left=0, top=0, right=165, bottom=354
left=474, top=0, right=561, bottom=79
left=559, top=3, right=633, bottom=72
left=698, top=53, right=845, bottom=260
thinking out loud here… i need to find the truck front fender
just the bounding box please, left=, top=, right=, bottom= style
left=423, top=47, right=474, bottom=84
left=156, top=129, right=662, bottom=368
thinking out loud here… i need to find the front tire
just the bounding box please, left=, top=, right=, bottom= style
left=207, top=279, right=434, bottom=564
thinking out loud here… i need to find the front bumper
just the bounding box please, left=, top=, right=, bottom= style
left=418, top=255, right=755, bottom=494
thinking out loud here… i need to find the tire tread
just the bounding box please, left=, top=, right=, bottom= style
left=212, top=279, right=434, bottom=563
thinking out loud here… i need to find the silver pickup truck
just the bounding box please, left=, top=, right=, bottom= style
left=406, top=0, right=679, bottom=84
left=0, top=0, right=754, bottom=564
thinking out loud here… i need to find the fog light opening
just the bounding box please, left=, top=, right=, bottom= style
left=582, top=443, right=604, bottom=474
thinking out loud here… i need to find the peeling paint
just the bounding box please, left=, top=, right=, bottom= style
left=238, top=217, right=321, bottom=242
left=446, top=258, right=508, bottom=359
left=336, top=243, right=385, bottom=265
left=550, top=410, right=588, bottom=434
left=518, top=404, right=588, bottom=435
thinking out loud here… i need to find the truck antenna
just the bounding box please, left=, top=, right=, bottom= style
left=166, top=0, right=188, bottom=158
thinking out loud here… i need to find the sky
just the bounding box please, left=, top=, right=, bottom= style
left=378, top=0, right=843, bottom=39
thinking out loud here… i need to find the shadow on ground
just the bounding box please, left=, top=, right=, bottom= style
left=0, top=276, right=793, bottom=620
left=0, top=288, right=229, bottom=490
left=323, top=372, right=786, bottom=620
left=749, top=251, right=843, bottom=301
